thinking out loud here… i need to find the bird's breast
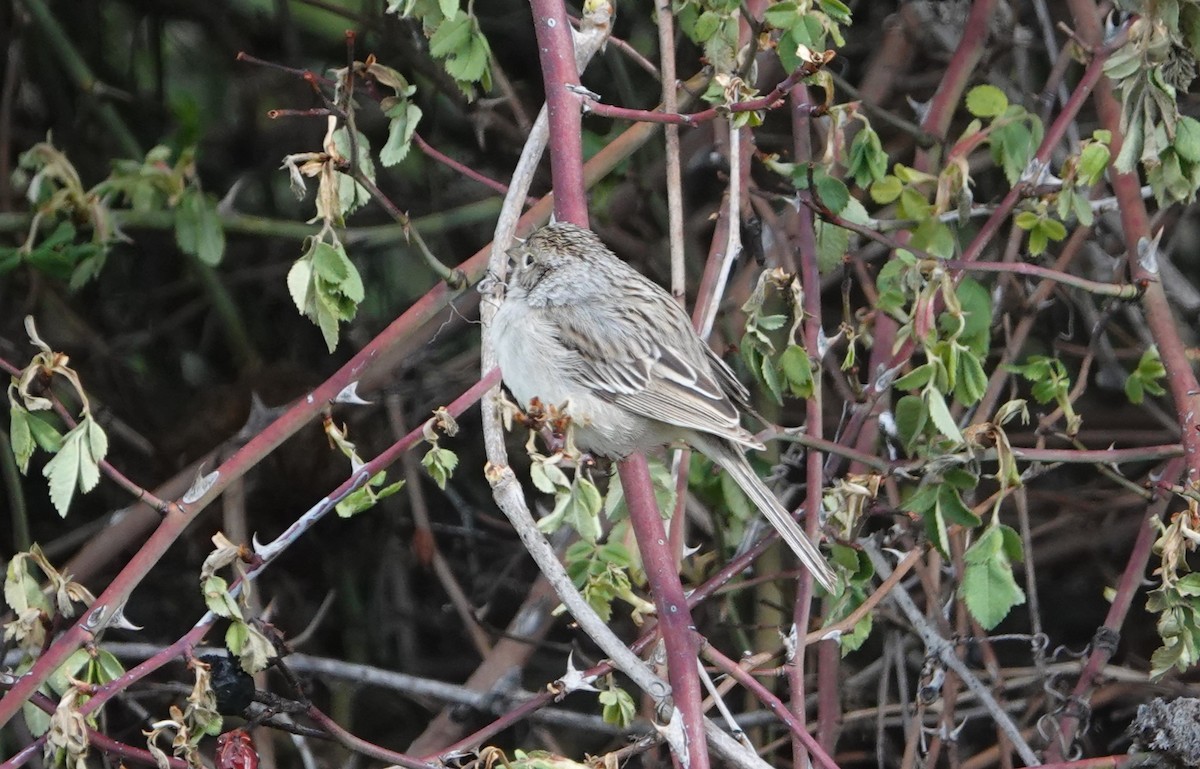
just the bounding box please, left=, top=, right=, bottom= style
left=489, top=299, right=654, bottom=458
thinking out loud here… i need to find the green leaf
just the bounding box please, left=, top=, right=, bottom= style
left=428, top=13, right=471, bottom=57
left=1077, top=142, right=1112, bottom=185
left=41, top=419, right=107, bottom=517
left=422, top=446, right=459, bottom=489
left=870, top=175, right=902, bottom=204
left=991, top=118, right=1038, bottom=185
left=234, top=623, right=276, bottom=673
left=814, top=172, right=850, bottom=214
left=925, top=492, right=951, bottom=557
left=336, top=472, right=406, bottom=517
left=847, top=125, right=888, bottom=187
left=942, top=467, right=976, bottom=489
left=599, top=685, right=637, bottom=728
left=1013, top=211, right=1039, bottom=231
left=1175, top=115, right=1200, bottom=162
left=818, top=0, right=852, bottom=26
left=693, top=10, right=721, bottom=41
left=937, top=486, right=981, bottom=527
left=541, top=473, right=603, bottom=542
left=960, top=527, right=1026, bottom=629
left=814, top=219, right=850, bottom=273
left=10, top=407, right=34, bottom=474
left=779, top=344, right=814, bottom=398
left=203, top=575, right=243, bottom=620
left=225, top=620, right=248, bottom=658
left=1176, top=573, right=1200, bottom=596
left=756, top=313, right=787, bottom=331
left=174, top=189, right=226, bottom=266
left=894, top=363, right=934, bottom=391
left=287, top=239, right=364, bottom=352
left=894, top=394, right=927, bottom=451
left=93, top=650, right=125, bottom=684
left=763, top=1, right=799, bottom=30
left=965, top=85, right=1008, bottom=118
left=531, top=460, right=571, bottom=495
left=903, top=483, right=940, bottom=517
left=954, top=351, right=988, bottom=406
left=925, top=388, right=963, bottom=444
left=759, top=350, right=783, bottom=404
left=1126, top=345, right=1167, bottom=403
left=954, top=277, right=992, bottom=356
left=381, top=103, right=422, bottom=166
left=1039, top=217, right=1067, bottom=242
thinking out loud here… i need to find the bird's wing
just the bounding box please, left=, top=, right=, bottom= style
left=549, top=296, right=761, bottom=449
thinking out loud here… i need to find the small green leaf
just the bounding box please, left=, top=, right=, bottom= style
left=925, top=493, right=951, bottom=557
left=531, top=460, right=571, bottom=495
left=756, top=313, right=787, bottom=331
left=381, top=103, right=423, bottom=166
left=763, top=1, right=799, bottom=29
left=847, top=125, right=888, bottom=187
left=954, top=352, right=988, bottom=406
left=870, top=175, right=902, bottom=204
left=813, top=172, right=850, bottom=214
left=779, top=344, right=814, bottom=398
left=202, top=575, right=243, bottom=620
left=894, top=394, right=927, bottom=451
left=42, top=420, right=107, bottom=517
left=1173, top=115, right=1200, bottom=163
left=902, top=483, right=940, bottom=516
left=599, top=685, right=637, bottom=728
left=10, top=407, right=34, bottom=474
left=960, top=527, right=1026, bottom=629
left=541, top=473, right=603, bottom=542
left=1176, top=573, right=1200, bottom=596
left=759, top=351, right=783, bottom=404
left=175, top=189, right=226, bottom=266
left=894, top=363, right=934, bottom=391
left=693, top=10, right=721, bottom=41
left=1077, top=142, right=1112, bottom=185
left=937, top=486, right=981, bottom=527
left=925, top=388, right=963, bottom=444
left=428, top=13, right=472, bottom=57
left=966, top=85, right=1008, bottom=118
left=422, top=446, right=459, bottom=489
left=1013, top=211, right=1040, bottom=231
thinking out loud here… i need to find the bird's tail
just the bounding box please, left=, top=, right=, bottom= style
left=699, top=436, right=838, bottom=592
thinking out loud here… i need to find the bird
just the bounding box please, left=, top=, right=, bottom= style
left=488, top=222, right=837, bottom=592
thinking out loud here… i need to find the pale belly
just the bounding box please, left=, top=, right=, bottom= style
left=490, top=300, right=656, bottom=457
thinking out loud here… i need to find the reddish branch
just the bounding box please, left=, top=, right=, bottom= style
left=529, top=0, right=587, bottom=227
left=788, top=81, right=836, bottom=761
left=1045, top=458, right=1184, bottom=759
left=0, top=375, right=497, bottom=769
left=583, top=61, right=830, bottom=126
left=1059, top=0, right=1200, bottom=481
left=620, top=454, right=709, bottom=769
left=701, top=644, right=841, bottom=769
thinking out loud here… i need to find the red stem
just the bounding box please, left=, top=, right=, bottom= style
left=702, top=644, right=842, bottom=769
left=1061, top=0, right=1200, bottom=480
left=529, top=0, right=587, bottom=226
left=619, top=454, right=710, bottom=769
left=584, top=66, right=822, bottom=126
